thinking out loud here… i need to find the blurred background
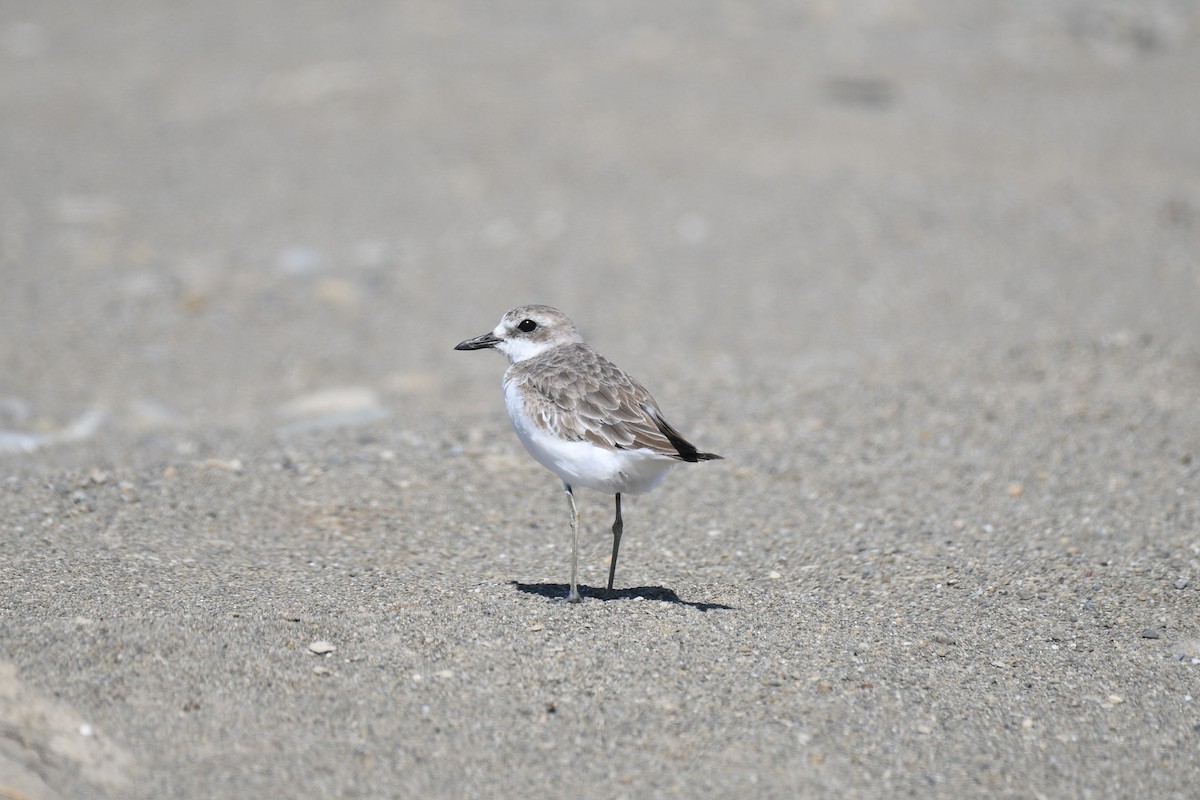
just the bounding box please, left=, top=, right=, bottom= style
left=1, top=0, right=1198, bottom=454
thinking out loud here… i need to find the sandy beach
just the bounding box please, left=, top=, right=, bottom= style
left=2, top=2, right=1199, bottom=797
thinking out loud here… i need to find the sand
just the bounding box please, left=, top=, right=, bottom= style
left=2, top=2, right=1199, bottom=797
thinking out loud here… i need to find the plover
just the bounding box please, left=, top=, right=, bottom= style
left=455, top=305, right=721, bottom=603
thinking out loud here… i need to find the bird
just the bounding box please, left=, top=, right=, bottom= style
left=454, top=305, right=721, bottom=603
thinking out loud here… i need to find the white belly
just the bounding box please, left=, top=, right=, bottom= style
left=503, top=379, right=675, bottom=495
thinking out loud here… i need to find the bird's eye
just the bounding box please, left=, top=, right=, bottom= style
left=517, top=319, right=538, bottom=333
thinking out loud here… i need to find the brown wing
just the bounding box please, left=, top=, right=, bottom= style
left=512, top=344, right=721, bottom=462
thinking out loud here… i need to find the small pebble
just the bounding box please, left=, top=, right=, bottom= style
left=312, top=666, right=332, bottom=676
left=201, top=458, right=244, bottom=473
left=1141, top=628, right=1162, bottom=640
left=932, top=634, right=956, bottom=646
left=1174, top=578, right=1190, bottom=590
left=308, top=640, right=336, bottom=655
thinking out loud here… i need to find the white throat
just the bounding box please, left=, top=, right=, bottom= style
left=497, top=335, right=556, bottom=364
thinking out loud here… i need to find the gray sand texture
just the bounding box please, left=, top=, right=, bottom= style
left=2, top=2, right=1199, bottom=798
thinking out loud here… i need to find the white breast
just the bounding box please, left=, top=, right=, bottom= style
left=502, top=377, right=675, bottom=495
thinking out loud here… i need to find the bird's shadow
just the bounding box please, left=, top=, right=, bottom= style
left=512, top=582, right=735, bottom=612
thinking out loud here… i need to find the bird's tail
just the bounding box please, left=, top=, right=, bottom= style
left=648, top=408, right=723, bottom=463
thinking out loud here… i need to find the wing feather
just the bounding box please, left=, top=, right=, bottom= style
left=507, top=344, right=720, bottom=461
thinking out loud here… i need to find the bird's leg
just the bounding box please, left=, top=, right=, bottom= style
left=564, top=485, right=581, bottom=603
left=607, top=493, right=623, bottom=594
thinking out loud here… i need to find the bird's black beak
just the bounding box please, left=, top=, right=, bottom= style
left=454, top=332, right=502, bottom=351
